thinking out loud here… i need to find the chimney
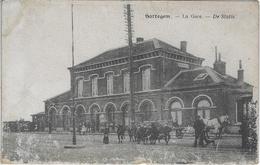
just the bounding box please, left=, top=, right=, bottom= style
left=213, top=52, right=226, bottom=75
left=238, top=60, right=244, bottom=82
left=136, top=37, right=144, bottom=43
left=215, top=46, right=218, bottom=62
left=180, top=41, right=187, bottom=52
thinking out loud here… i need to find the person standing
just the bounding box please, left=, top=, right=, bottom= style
left=103, top=124, right=109, bottom=144
left=193, top=115, right=205, bottom=147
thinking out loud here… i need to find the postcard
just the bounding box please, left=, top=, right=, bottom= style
left=1, top=0, right=258, bottom=164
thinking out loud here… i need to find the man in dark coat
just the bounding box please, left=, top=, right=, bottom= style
left=193, top=115, right=205, bottom=147
left=103, top=124, right=109, bottom=144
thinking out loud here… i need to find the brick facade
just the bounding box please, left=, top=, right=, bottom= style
left=44, top=38, right=253, bottom=132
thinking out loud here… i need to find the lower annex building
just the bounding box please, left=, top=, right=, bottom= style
left=43, top=38, right=253, bottom=132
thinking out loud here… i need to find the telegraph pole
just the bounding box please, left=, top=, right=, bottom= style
left=71, top=3, right=76, bottom=145
left=125, top=4, right=135, bottom=124
left=64, top=2, right=85, bottom=149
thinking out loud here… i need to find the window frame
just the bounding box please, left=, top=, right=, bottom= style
left=91, top=76, right=98, bottom=96
left=197, top=99, right=211, bottom=119
left=142, top=67, right=151, bottom=91
left=77, top=78, right=84, bottom=97
left=194, top=73, right=208, bottom=81
left=123, top=72, right=130, bottom=93
left=107, top=74, right=113, bottom=95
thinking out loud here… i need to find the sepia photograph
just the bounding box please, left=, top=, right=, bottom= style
left=1, top=0, right=259, bottom=164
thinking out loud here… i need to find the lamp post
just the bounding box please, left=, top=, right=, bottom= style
left=72, top=103, right=76, bottom=145
left=64, top=3, right=83, bottom=148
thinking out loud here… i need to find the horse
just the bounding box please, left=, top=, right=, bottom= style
left=202, top=115, right=230, bottom=139
left=157, top=125, right=172, bottom=144
left=116, top=125, right=125, bottom=143
left=149, top=124, right=160, bottom=144
left=136, top=125, right=147, bottom=144
left=127, top=125, right=137, bottom=142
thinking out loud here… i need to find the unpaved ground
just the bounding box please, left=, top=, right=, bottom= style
left=2, top=132, right=257, bottom=164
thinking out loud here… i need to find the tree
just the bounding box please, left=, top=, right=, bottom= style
left=247, top=101, right=257, bottom=152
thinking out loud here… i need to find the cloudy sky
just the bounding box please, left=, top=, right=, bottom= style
left=2, top=0, right=258, bottom=121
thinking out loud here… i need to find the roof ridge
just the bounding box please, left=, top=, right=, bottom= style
left=164, top=67, right=205, bottom=87
left=164, top=70, right=184, bottom=87
left=74, top=45, right=128, bottom=67
left=74, top=38, right=161, bottom=68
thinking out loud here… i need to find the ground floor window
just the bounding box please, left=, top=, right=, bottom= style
left=90, top=105, right=100, bottom=132
left=49, top=108, right=57, bottom=131
left=121, top=103, right=130, bottom=126
left=170, top=110, right=182, bottom=126
left=197, top=99, right=211, bottom=119
left=197, top=109, right=210, bottom=119
left=139, top=100, right=153, bottom=122
left=169, top=100, right=183, bottom=126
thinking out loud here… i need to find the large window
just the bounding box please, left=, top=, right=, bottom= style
left=142, top=67, right=151, bottom=91
left=123, top=72, right=130, bottom=93
left=170, top=101, right=182, bottom=126
left=197, top=100, right=211, bottom=119
left=107, top=74, right=113, bottom=95
left=91, top=76, right=98, bottom=96
left=77, top=79, right=83, bottom=97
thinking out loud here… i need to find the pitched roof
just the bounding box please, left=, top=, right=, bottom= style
left=31, top=112, right=45, bottom=116
left=164, top=66, right=253, bottom=90
left=73, top=38, right=203, bottom=69
left=44, top=90, right=72, bottom=103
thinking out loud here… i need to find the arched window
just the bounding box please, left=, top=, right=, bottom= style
left=104, top=103, right=116, bottom=123
left=121, top=102, right=130, bottom=126
left=197, top=100, right=211, bottom=119
left=142, top=67, right=151, bottom=91
left=139, top=100, right=154, bottom=122
left=169, top=101, right=183, bottom=126
left=89, top=104, right=101, bottom=132
left=77, top=79, right=83, bottom=97
left=48, top=107, right=57, bottom=131
left=75, top=105, right=86, bottom=128
left=61, top=107, right=71, bottom=131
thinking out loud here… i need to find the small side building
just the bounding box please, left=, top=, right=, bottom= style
left=31, top=112, right=47, bottom=131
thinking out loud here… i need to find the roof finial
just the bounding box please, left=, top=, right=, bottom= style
left=239, top=60, right=242, bottom=69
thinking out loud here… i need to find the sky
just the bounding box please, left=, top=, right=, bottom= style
left=2, top=0, right=258, bottom=121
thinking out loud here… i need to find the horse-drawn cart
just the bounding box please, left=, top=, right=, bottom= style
left=173, top=127, right=185, bottom=139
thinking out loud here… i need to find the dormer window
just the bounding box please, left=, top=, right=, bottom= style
left=194, top=73, right=208, bottom=81
left=107, top=74, right=113, bottom=95
left=142, top=67, right=151, bottom=91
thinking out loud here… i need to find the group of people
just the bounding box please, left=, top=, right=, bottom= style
left=97, top=116, right=216, bottom=147
left=103, top=122, right=173, bottom=145
left=78, top=121, right=117, bottom=134
left=193, top=115, right=215, bottom=147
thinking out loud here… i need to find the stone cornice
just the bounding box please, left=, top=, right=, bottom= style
left=69, top=48, right=203, bottom=73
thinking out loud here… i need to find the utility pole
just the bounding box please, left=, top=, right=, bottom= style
left=125, top=4, right=135, bottom=124
left=71, top=3, right=76, bottom=145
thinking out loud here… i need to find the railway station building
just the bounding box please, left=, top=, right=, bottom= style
left=44, top=38, right=253, bottom=132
